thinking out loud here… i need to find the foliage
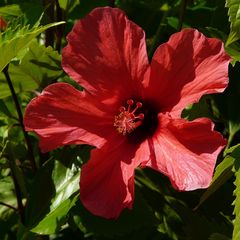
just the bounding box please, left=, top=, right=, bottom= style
left=232, top=154, right=240, bottom=240
left=225, top=0, right=240, bottom=45
left=0, top=0, right=240, bottom=239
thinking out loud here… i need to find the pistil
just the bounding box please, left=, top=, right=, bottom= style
left=114, top=99, right=144, bottom=135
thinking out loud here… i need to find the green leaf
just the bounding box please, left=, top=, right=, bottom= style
left=0, top=176, right=16, bottom=216
left=167, top=16, right=190, bottom=30
left=173, top=200, right=232, bottom=240
left=16, top=223, right=37, bottom=240
left=58, top=0, right=80, bottom=13
left=181, top=96, right=215, bottom=121
left=226, top=0, right=240, bottom=45
left=226, top=42, right=240, bottom=66
left=196, top=144, right=240, bottom=208
left=209, top=233, right=231, bottom=240
left=232, top=158, right=240, bottom=240
left=0, top=2, right=43, bottom=25
left=0, top=99, right=15, bottom=118
left=203, top=27, right=240, bottom=66
left=72, top=188, right=156, bottom=238
left=24, top=158, right=80, bottom=235
left=31, top=194, right=79, bottom=234
left=0, top=40, right=62, bottom=98
left=0, top=4, right=23, bottom=17
left=0, top=20, right=64, bottom=73
left=225, top=143, right=240, bottom=156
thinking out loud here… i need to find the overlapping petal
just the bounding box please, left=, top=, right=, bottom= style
left=62, top=7, right=149, bottom=99
left=80, top=138, right=150, bottom=218
left=24, top=82, right=115, bottom=152
left=145, top=28, right=231, bottom=118
left=143, top=114, right=226, bottom=191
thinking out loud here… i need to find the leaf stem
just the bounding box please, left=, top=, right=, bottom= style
left=3, top=65, right=37, bottom=172
left=177, top=0, right=188, bottom=31
left=224, top=132, right=235, bottom=156
left=0, top=201, right=18, bottom=211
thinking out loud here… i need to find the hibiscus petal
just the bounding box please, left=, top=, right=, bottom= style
left=143, top=114, right=226, bottom=191
left=24, top=82, right=115, bottom=152
left=146, top=28, right=231, bottom=118
left=62, top=7, right=149, bottom=98
left=80, top=138, right=150, bottom=218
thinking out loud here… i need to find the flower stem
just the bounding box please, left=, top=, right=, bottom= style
left=177, top=0, right=188, bottom=31
left=3, top=65, right=37, bottom=172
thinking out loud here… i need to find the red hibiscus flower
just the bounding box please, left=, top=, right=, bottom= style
left=24, top=7, right=231, bottom=219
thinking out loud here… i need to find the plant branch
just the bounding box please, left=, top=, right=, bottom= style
left=0, top=201, right=18, bottom=211
left=148, top=10, right=168, bottom=59
left=3, top=65, right=37, bottom=172
left=177, top=0, right=188, bottom=31
left=42, top=0, right=55, bottom=47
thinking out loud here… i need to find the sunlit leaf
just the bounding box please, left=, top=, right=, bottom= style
left=0, top=40, right=62, bottom=98
left=58, top=0, right=80, bottom=13
left=24, top=158, right=80, bottom=235
left=226, top=0, right=240, bottom=45
left=0, top=20, right=64, bottom=73
left=0, top=4, right=22, bottom=17
left=232, top=158, right=240, bottom=240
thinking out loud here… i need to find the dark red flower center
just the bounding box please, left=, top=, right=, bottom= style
left=114, top=99, right=144, bottom=135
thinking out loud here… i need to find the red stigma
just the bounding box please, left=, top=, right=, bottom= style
left=114, top=100, right=144, bottom=135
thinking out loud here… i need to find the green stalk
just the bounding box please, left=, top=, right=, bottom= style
left=3, top=65, right=37, bottom=172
